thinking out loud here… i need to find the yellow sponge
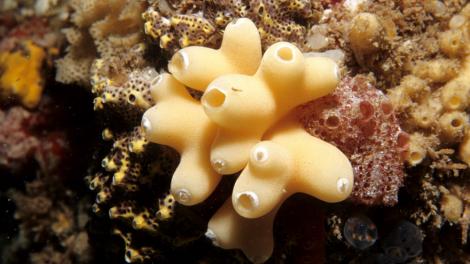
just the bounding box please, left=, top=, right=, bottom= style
left=206, top=199, right=278, bottom=264
left=168, top=18, right=262, bottom=91
left=142, top=73, right=221, bottom=205
left=205, top=116, right=351, bottom=259
left=232, top=118, right=353, bottom=219
left=0, top=41, right=46, bottom=108
left=202, top=42, right=339, bottom=174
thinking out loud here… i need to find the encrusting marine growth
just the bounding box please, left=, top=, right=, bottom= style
left=0, top=40, right=46, bottom=108
left=55, top=0, right=147, bottom=86
left=387, top=4, right=470, bottom=168
left=142, top=0, right=324, bottom=54
left=142, top=17, right=351, bottom=262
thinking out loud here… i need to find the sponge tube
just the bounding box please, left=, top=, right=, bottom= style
left=168, top=18, right=262, bottom=91
left=258, top=42, right=305, bottom=92
left=232, top=118, right=353, bottom=219
left=202, top=43, right=340, bottom=175
left=232, top=141, right=294, bottom=218
left=209, top=128, right=260, bottom=175
left=142, top=74, right=221, bottom=205
left=206, top=199, right=278, bottom=264
left=171, top=150, right=221, bottom=205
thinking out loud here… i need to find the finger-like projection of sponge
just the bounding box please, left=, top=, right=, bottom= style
left=232, top=118, right=353, bottom=219
left=202, top=42, right=339, bottom=175
left=142, top=73, right=220, bottom=206
left=168, top=18, right=262, bottom=91
left=206, top=199, right=278, bottom=264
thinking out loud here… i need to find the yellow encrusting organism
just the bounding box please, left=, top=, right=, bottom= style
left=156, top=193, right=175, bottom=220
left=406, top=133, right=439, bottom=166
left=90, top=127, right=150, bottom=202
left=142, top=0, right=321, bottom=55
left=348, top=12, right=384, bottom=65
left=168, top=18, right=262, bottom=91
left=441, top=6, right=470, bottom=164
left=232, top=118, right=353, bottom=219
left=412, top=59, right=459, bottom=83
left=438, top=111, right=468, bottom=142
left=438, top=184, right=470, bottom=244
left=142, top=73, right=220, bottom=206
left=113, top=229, right=157, bottom=263
left=440, top=78, right=470, bottom=111
left=201, top=42, right=339, bottom=174
left=0, top=41, right=46, bottom=108
left=459, top=131, right=470, bottom=165
left=388, top=3, right=470, bottom=166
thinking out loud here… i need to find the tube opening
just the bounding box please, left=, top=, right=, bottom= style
left=170, top=51, right=188, bottom=73
left=141, top=117, right=152, bottom=132
left=253, top=147, right=269, bottom=163
left=381, top=102, right=393, bottom=115
left=451, top=118, right=463, bottom=127
left=325, top=115, right=340, bottom=128
left=101, top=159, right=107, bottom=168
left=277, top=46, right=294, bottom=61
left=449, top=96, right=461, bottom=108
left=128, top=93, right=136, bottom=104
left=205, top=229, right=220, bottom=246
left=151, top=75, right=162, bottom=87
left=236, top=191, right=259, bottom=212
left=337, top=178, right=350, bottom=193
left=174, top=189, right=191, bottom=204
left=212, top=158, right=227, bottom=173
left=409, top=151, right=423, bottom=163
left=204, top=88, right=226, bottom=108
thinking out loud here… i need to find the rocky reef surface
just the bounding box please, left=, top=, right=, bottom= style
left=0, top=0, right=469, bottom=263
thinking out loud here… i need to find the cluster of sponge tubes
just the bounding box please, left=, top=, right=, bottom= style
left=387, top=4, right=470, bottom=167
left=141, top=18, right=353, bottom=263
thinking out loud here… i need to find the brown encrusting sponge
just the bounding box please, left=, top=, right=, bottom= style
left=387, top=3, right=470, bottom=168
left=143, top=0, right=325, bottom=54
left=326, top=0, right=467, bottom=88
left=55, top=0, right=147, bottom=86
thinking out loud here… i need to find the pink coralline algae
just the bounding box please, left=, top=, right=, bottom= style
left=0, top=102, right=68, bottom=175
left=297, top=75, right=409, bottom=206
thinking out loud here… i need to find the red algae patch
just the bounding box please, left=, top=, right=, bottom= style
left=297, top=75, right=408, bottom=206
